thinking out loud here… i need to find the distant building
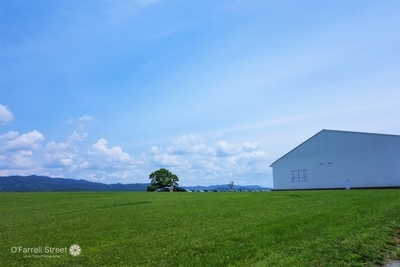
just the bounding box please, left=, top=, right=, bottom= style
left=270, top=129, right=400, bottom=190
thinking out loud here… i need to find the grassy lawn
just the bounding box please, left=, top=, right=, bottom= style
left=0, top=190, right=399, bottom=266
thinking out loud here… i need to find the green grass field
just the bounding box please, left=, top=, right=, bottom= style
left=1, top=190, right=399, bottom=267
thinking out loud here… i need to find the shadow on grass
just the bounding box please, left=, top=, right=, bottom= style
left=98, top=201, right=151, bottom=208
left=286, top=194, right=303, bottom=197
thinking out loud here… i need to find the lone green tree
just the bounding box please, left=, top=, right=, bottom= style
left=147, top=168, right=179, bottom=191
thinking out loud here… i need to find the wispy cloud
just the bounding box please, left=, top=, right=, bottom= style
left=0, top=105, right=14, bottom=124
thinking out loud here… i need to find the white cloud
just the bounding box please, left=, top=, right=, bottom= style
left=77, top=115, right=95, bottom=131
left=0, top=127, right=271, bottom=185
left=0, top=131, right=19, bottom=142
left=11, top=151, right=34, bottom=168
left=150, top=146, right=180, bottom=166
left=68, top=131, right=88, bottom=142
left=45, top=141, right=72, bottom=152
left=242, top=142, right=260, bottom=152
left=216, top=140, right=235, bottom=157
left=73, top=138, right=145, bottom=183
left=79, top=161, right=90, bottom=169
left=145, top=135, right=271, bottom=186
left=41, top=127, right=91, bottom=169
left=152, top=153, right=180, bottom=167
left=44, top=140, right=77, bottom=167
left=0, top=150, right=35, bottom=170
left=0, top=105, right=14, bottom=124
left=78, top=115, right=95, bottom=123
left=167, top=134, right=211, bottom=155
left=0, top=131, right=44, bottom=170
left=1, top=130, right=44, bottom=151
left=91, top=138, right=131, bottom=162
left=0, top=127, right=143, bottom=183
left=66, top=115, right=96, bottom=131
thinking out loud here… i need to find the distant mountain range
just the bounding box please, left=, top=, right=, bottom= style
left=0, top=175, right=149, bottom=192
left=0, top=175, right=271, bottom=192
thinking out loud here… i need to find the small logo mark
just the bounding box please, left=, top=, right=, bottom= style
left=69, top=244, right=81, bottom=256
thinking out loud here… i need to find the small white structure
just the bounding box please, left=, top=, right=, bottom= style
left=270, top=129, right=400, bottom=190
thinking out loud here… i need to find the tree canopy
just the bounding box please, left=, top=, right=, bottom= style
left=147, top=168, right=179, bottom=191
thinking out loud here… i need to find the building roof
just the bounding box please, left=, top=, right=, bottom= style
left=269, top=129, right=400, bottom=167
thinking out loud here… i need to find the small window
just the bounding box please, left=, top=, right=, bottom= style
left=290, top=169, right=308, bottom=182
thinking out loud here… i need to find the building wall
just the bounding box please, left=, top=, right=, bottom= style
left=271, top=130, right=400, bottom=190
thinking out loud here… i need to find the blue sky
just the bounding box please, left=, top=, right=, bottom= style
left=1, top=0, right=399, bottom=187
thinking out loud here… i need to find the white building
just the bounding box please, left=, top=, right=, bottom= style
left=270, top=129, right=400, bottom=190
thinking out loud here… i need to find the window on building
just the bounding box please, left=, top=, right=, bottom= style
left=290, top=169, right=308, bottom=182
left=290, top=170, right=296, bottom=182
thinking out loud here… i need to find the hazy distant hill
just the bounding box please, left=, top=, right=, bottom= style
left=0, top=175, right=271, bottom=192
left=0, top=175, right=149, bottom=192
